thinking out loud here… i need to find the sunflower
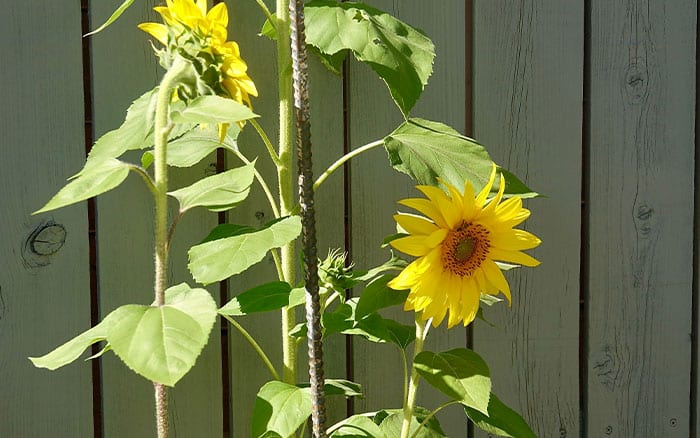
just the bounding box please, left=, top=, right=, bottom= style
left=138, top=0, right=257, bottom=109
left=388, top=165, right=541, bottom=328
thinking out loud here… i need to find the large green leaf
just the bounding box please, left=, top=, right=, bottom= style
left=168, top=161, right=255, bottom=212
left=29, top=306, right=132, bottom=370
left=218, top=281, right=293, bottom=316
left=251, top=381, right=312, bottom=438
left=330, top=415, right=386, bottom=437
left=87, top=89, right=157, bottom=160
left=34, top=158, right=130, bottom=214
left=188, top=216, right=302, bottom=284
left=384, top=118, right=537, bottom=198
left=323, top=299, right=414, bottom=349
left=414, top=348, right=491, bottom=415
left=355, top=274, right=408, bottom=319
left=304, top=0, right=435, bottom=115
left=375, top=408, right=447, bottom=438
left=107, top=284, right=217, bottom=386
left=464, top=393, right=536, bottom=438
left=170, top=95, right=258, bottom=124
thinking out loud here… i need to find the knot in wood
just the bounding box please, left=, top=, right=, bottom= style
left=623, top=61, right=649, bottom=104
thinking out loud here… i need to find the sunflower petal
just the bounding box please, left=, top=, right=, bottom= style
left=489, top=247, right=540, bottom=267
left=394, top=213, right=438, bottom=235
left=475, top=163, right=496, bottom=207
left=482, top=259, right=512, bottom=304
left=398, top=198, right=448, bottom=228
left=138, top=23, right=168, bottom=45
left=416, top=185, right=461, bottom=228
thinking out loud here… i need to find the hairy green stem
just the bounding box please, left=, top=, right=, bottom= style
left=313, top=140, right=384, bottom=191
left=276, top=0, right=297, bottom=386
left=222, top=315, right=280, bottom=380
left=153, top=57, right=189, bottom=438
left=128, top=164, right=157, bottom=194
left=400, top=315, right=430, bottom=438
left=409, top=400, right=461, bottom=438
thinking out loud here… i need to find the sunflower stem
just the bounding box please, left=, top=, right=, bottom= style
left=153, top=56, right=189, bottom=438
left=276, top=0, right=297, bottom=386
left=400, top=315, right=430, bottom=438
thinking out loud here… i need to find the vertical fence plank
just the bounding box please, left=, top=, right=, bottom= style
left=90, top=1, right=223, bottom=435
left=587, top=1, right=696, bottom=436
left=0, top=2, right=93, bottom=436
left=348, top=2, right=468, bottom=436
left=472, top=1, right=583, bottom=437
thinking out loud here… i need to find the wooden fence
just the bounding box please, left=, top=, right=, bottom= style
left=1, top=0, right=697, bottom=436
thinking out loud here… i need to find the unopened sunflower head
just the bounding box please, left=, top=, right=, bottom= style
left=138, top=0, right=257, bottom=109
left=387, top=164, right=541, bottom=328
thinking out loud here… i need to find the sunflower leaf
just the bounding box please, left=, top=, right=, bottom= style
left=171, top=95, right=258, bottom=124
left=252, top=381, right=312, bottom=438
left=85, top=0, right=135, bottom=36
left=304, top=0, right=435, bottom=115
left=34, top=158, right=131, bottom=214
left=464, top=393, right=536, bottom=438
left=384, top=118, right=537, bottom=198
left=413, top=348, right=491, bottom=414
left=188, top=216, right=302, bottom=284
left=375, top=407, right=447, bottom=437
left=329, top=415, right=386, bottom=437
left=218, top=281, right=293, bottom=316
left=356, top=274, right=408, bottom=319
left=168, top=161, right=255, bottom=213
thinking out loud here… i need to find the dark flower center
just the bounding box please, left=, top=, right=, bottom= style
left=441, top=222, right=490, bottom=277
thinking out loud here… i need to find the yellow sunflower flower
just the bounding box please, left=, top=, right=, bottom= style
left=138, top=0, right=257, bottom=109
left=388, top=165, right=541, bottom=328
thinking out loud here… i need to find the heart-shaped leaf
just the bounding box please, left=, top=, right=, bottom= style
left=303, top=1, right=434, bottom=116
left=330, top=415, right=385, bottom=437
left=168, top=161, right=255, bottom=212
left=414, top=348, right=491, bottom=414
left=107, top=284, right=217, bottom=386
left=171, top=95, right=258, bottom=124
left=34, top=158, right=130, bottom=214
left=218, top=281, right=293, bottom=316
left=188, top=216, right=302, bottom=284
left=251, top=381, right=312, bottom=438
left=375, top=408, right=447, bottom=437
left=384, top=118, right=537, bottom=198
left=464, top=392, right=536, bottom=438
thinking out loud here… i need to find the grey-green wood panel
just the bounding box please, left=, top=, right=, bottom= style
left=0, top=2, right=93, bottom=436
left=348, top=2, right=469, bottom=436
left=90, top=1, right=223, bottom=435
left=587, top=1, right=695, bottom=436
left=472, top=2, right=582, bottom=437
left=224, top=1, right=346, bottom=434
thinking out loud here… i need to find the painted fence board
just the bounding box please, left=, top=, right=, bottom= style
left=90, top=1, right=223, bottom=436
left=587, top=1, right=696, bottom=436
left=472, top=2, right=583, bottom=437
left=0, top=2, right=93, bottom=436
left=348, top=2, right=469, bottom=436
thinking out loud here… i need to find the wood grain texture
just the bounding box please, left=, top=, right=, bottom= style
left=224, top=1, right=347, bottom=434
left=90, top=1, right=223, bottom=435
left=347, top=1, right=469, bottom=436
left=587, top=1, right=696, bottom=436
left=472, top=1, right=583, bottom=437
left=0, top=2, right=93, bottom=436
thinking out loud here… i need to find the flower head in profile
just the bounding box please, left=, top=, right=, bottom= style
left=388, top=165, right=541, bottom=328
left=138, top=0, right=257, bottom=109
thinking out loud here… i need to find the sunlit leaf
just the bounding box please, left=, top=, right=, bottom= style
left=168, top=161, right=255, bottom=212
left=355, top=275, right=408, bottom=319
left=384, top=118, right=537, bottom=198
left=464, top=393, right=536, bottom=438
left=29, top=306, right=132, bottom=370
left=34, top=158, right=130, bottom=214
left=107, top=284, right=217, bottom=387
left=375, top=408, right=447, bottom=437
left=251, top=381, right=312, bottom=438
left=188, top=216, right=302, bottom=284
left=304, top=0, right=435, bottom=115
left=218, top=281, right=292, bottom=316
left=414, top=348, right=491, bottom=414
left=171, top=95, right=258, bottom=124
left=330, top=415, right=385, bottom=437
